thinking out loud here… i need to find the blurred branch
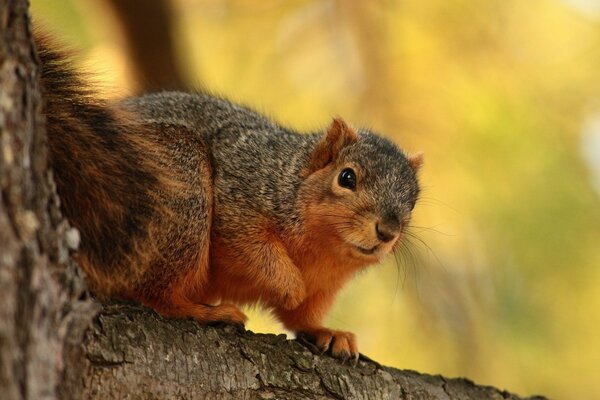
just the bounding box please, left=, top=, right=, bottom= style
left=102, top=0, right=187, bottom=92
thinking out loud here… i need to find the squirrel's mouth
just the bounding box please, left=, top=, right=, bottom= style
left=355, top=244, right=378, bottom=255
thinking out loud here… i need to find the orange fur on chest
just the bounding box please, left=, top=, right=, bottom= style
left=201, top=194, right=369, bottom=311
left=291, top=201, right=368, bottom=294
left=292, top=240, right=359, bottom=296
left=206, top=226, right=360, bottom=307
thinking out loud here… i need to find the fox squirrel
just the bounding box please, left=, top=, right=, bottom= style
left=37, top=37, right=422, bottom=363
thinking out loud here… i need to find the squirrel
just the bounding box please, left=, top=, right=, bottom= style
left=37, top=36, right=422, bottom=363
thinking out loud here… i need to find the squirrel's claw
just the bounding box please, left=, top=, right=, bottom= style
left=297, top=328, right=359, bottom=365
left=204, top=303, right=247, bottom=333
left=296, top=332, right=322, bottom=355
left=351, top=352, right=360, bottom=367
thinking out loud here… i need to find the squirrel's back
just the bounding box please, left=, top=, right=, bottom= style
left=126, top=91, right=321, bottom=229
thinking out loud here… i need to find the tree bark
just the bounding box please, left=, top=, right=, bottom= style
left=59, top=304, right=546, bottom=400
left=0, top=1, right=96, bottom=399
left=0, top=1, right=547, bottom=399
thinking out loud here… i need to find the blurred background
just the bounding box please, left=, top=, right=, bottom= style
left=32, top=0, right=600, bottom=398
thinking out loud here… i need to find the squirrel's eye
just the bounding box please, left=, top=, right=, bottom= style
left=338, top=168, right=357, bottom=190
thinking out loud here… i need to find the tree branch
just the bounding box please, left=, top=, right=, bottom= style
left=61, top=304, right=547, bottom=400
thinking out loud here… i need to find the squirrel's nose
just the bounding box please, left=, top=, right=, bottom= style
left=376, top=219, right=400, bottom=243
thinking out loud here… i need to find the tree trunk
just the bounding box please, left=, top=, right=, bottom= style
left=0, top=1, right=546, bottom=399
left=0, top=1, right=96, bottom=399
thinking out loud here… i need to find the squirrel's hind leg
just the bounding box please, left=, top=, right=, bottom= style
left=150, top=294, right=247, bottom=325
left=140, top=261, right=247, bottom=325
left=138, top=238, right=248, bottom=325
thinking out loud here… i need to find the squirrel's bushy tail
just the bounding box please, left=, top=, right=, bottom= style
left=36, top=36, right=160, bottom=295
left=36, top=36, right=213, bottom=304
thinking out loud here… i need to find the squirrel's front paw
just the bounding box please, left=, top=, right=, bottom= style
left=297, top=328, right=359, bottom=364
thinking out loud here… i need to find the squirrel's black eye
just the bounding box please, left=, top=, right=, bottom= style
left=338, top=168, right=357, bottom=190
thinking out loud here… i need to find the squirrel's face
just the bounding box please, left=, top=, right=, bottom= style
left=299, top=118, right=422, bottom=264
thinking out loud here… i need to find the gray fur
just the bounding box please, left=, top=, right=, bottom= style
left=124, top=91, right=419, bottom=240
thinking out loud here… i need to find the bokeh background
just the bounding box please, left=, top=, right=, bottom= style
left=32, top=0, right=600, bottom=398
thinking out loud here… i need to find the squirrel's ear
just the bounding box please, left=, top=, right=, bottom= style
left=408, top=152, right=424, bottom=172
left=303, top=117, right=358, bottom=177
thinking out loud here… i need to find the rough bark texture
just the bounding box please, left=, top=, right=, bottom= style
left=59, top=304, right=547, bottom=400
left=0, top=1, right=96, bottom=399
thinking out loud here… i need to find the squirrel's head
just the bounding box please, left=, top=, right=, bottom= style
left=298, top=117, right=422, bottom=265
